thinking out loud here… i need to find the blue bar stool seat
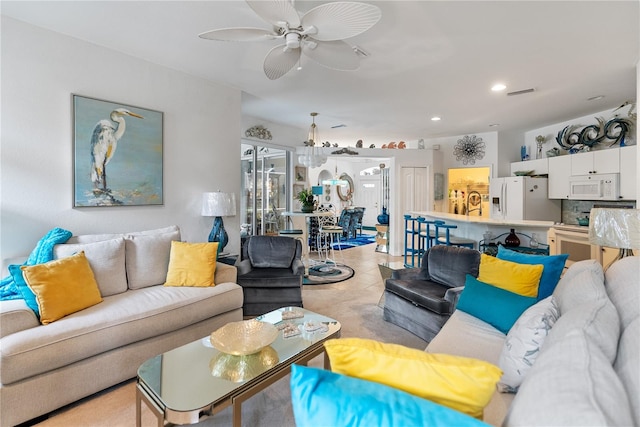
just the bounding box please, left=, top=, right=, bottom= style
left=434, top=221, right=476, bottom=250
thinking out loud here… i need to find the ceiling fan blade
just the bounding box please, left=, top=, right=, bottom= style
left=247, top=0, right=300, bottom=29
left=302, top=40, right=359, bottom=71
left=263, top=44, right=301, bottom=80
left=198, top=27, right=277, bottom=42
left=301, top=2, right=381, bottom=41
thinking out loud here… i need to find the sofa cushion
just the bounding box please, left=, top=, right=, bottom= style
left=20, top=252, right=103, bottom=325
left=549, top=263, right=620, bottom=363
left=427, top=245, right=481, bottom=288
left=247, top=237, right=296, bottom=268
left=0, top=282, right=243, bottom=384
left=164, top=241, right=218, bottom=287
left=125, top=228, right=180, bottom=289
left=66, top=225, right=179, bottom=244
left=552, top=259, right=605, bottom=314
left=605, top=256, right=640, bottom=427
left=477, top=254, right=543, bottom=298
left=53, top=238, right=127, bottom=297
left=384, top=279, right=452, bottom=315
left=497, top=296, right=559, bottom=393
left=457, top=275, right=537, bottom=334
left=324, top=338, right=502, bottom=419
left=505, top=329, right=634, bottom=426
left=496, top=246, right=568, bottom=300
left=290, top=365, right=489, bottom=427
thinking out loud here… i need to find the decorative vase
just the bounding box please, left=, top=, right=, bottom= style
left=377, top=207, right=389, bottom=225
left=504, top=229, right=520, bottom=247
left=301, top=204, right=314, bottom=213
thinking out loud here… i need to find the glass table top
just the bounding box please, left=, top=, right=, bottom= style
left=137, top=308, right=340, bottom=413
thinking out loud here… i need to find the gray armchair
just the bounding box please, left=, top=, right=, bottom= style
left=237, top=235, right=305, bottom=316
left=383, top=245, right=481, bottom=341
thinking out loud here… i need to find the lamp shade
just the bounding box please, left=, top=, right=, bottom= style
left=311, top=186, right=324, bottom=196
left=589, top=208, right=640, bottom=249
left=202, top=192, right=236, bottom=217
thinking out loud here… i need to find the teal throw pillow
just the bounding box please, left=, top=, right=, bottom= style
left=290, top=364, right=489, bottom=427
left=8, top=264, right=40, bottom=318
left=457, top=275, right=537, bottom=334
left=497, top=246, right=568, bottom=300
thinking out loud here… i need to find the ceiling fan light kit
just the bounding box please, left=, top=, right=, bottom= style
left=199, top=0, right=382, bottom=80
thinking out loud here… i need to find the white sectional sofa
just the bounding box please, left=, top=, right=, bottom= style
left=427, top=256, right=639, bottom=426
left=0, top=226, right=244, bottom=426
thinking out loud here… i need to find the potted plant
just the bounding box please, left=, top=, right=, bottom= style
left=297, top=188, right=316, bottom=213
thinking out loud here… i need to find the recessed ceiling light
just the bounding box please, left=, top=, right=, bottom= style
left=431, top=116, right=441, bottom=121
left=587, top=95, right=605, bottom=101
left=489, top=123, right=500, bottom=127
left=491, top=83, right=507, bottom=92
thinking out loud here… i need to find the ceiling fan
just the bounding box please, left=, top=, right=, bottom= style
left=199, top=0, right=382, bottom=80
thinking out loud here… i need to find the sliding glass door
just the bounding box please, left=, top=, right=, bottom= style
left=240, top=142, right=291, bottom=237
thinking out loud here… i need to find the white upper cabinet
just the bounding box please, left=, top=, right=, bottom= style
left=619, top=145, right=637, bottom=200
left=510, top=158, right=549, bottom=176
left=548, top=155, right=571, bottom=199
left=570, top=149, right=619, bottom=175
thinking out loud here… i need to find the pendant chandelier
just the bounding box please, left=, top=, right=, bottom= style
left=298, top=112, right=327, bottom=168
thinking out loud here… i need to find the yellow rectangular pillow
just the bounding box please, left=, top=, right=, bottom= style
left=477, top=253, right=543, bottom=297
left=21, top=251, right=103, bottom=325
left=324, top=338, right=502, bottom=419
left=164, top=241, right=218, bottom=287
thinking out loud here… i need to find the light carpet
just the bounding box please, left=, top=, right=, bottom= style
left=31, top=245, right=426, bottom=427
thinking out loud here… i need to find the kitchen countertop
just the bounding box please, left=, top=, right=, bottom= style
left=550, top=224, right=590, bottom=233
left=411, top=210, right=556, bottom=228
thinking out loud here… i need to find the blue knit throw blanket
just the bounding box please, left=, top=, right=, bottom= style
left=0, top=227, right=72, bottom=300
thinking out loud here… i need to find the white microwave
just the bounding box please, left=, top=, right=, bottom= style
left=568, top=173, right=619, bottom=200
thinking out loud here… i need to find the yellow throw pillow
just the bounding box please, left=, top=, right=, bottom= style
left=21, top=251, right=103, bottom=325
left=324, top=338, right=502, bottom=419
left=164, top=241, right=218, bottom=287
left=477, top=254, right=543, bottom=297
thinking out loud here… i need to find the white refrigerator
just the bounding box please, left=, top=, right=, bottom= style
left=490, top=177, right=561, bottom=221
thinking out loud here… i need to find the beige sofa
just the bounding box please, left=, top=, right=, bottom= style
left=427, top=256, right=639, bottom=426
left=0, top=226, right=244, bottom=426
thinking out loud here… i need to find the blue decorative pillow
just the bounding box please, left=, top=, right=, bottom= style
left=290, top=364, right=489, bottom=427
left=8, top=264, right=40, bottom=318
left=497, top=246, right=568, bottom=300
left=457, top=275, right=537, bottom=334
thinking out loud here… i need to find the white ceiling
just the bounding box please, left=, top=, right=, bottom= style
left=2, top=1, right=638, bottom=146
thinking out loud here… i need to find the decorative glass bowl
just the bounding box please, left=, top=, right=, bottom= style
left=209, top=346, right=279, bottom=382
left=209, top=320, right=278, bottom=355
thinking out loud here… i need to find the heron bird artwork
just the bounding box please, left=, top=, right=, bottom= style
left=91, top=108, right=143, bottom=192
left=73, top=95, right=163, bottom=207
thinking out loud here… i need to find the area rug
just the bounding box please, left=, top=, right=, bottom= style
left=332, top=234, right=376, bottom=250
left=303, top=263, right=354, bottom=285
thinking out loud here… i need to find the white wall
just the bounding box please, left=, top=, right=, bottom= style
left=1, top=17, right=242, bottom=260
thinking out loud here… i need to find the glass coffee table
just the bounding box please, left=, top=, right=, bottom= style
left=136, top=308, right=341, bottom=427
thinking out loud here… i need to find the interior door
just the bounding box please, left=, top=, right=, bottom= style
left=355, top=177, right=379, bottom=227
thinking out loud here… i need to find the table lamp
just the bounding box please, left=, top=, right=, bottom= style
left=589, top=208, right=640, bottom=270
left=202, top=192, right=236, bottom=254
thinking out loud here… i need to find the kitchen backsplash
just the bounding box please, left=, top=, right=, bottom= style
left=561, top=200, right=636, bottom=225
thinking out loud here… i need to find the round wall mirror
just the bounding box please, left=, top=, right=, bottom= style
left=337, top=173, right=354, bottom=201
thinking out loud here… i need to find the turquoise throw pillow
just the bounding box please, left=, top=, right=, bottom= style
left=8, top=264, right=40, bottom=318
left=497, top=246, right=568, bottom=300
left=457, top=275, right=537, bottom=334
left=290, top=364, right=489, bottom=427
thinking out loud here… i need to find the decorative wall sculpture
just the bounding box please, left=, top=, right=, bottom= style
left=555, top=116, right=634, bottom=153
left=245, top=125, right=272, bottom=140
left=454, top=135, right=486, bottom=165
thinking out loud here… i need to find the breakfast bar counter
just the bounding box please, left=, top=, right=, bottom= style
left=410, top=210, right=556, bottom=250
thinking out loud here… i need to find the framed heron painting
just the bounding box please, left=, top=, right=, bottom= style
left=72, top=94, right=163, bottom=207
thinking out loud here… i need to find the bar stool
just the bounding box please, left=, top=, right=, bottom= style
left=433, top=221, right=476, bottom=250
left=278, top=217, right=305, bottom=244
left=317, top=217, right=344, bottom=265
left=404, top=215, right=421, bottom=267
left=416, top=217, right=437, bottom=267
